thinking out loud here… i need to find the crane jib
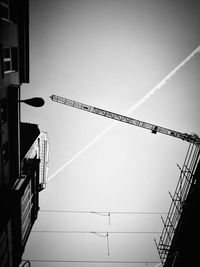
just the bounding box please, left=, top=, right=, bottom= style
left=50, top=95, right=200, bottom=145
left=93, top=107, right=183, bottom=139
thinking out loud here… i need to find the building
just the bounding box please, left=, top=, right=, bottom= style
left=12, top=123, right=49, bottom=266
left=0, top=1, right=49, bottom=266
left=0, top=122, right=49, bottom=266
left=0, top=0, right=29, bottom=265
left=155, top=143, right=200, bottom=266
left=0, top=0, right=29, bottom=185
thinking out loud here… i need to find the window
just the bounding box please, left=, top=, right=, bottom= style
left=0, top=0, right=10, bottom=21
left=3, top=47, right=18, bottom=74
left=21, top=181, right=32, bottom=242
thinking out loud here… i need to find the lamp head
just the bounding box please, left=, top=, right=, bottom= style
left=22, top=97, right=45, bottom=107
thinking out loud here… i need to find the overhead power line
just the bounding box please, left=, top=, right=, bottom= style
left=39, top=210, right=167, bottom=226
left=40, top=209, right=167, bottom=215
left=31, top=230, right=161, bottom=258
left=32, top=230, right=161, bottom=234
left=22, top=259, right=161, bottom=264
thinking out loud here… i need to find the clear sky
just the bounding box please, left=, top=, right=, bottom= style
left=21, top=0, right=200, bottom=266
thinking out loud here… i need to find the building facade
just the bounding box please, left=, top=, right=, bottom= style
left=0, top=1, right=49, bottom=266
left=0, top=122, right=49, bottom=266
left=0, top=0, right=29, bottom=187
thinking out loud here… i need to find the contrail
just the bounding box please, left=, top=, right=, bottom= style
left=126, top=45, right=200, bottom=115
left=48, top=123, right=116, bottom=181
left=48, top=45, right=200, bottom=182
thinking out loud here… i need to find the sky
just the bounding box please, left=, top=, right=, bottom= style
left=20, top=0, right=200, bottom=266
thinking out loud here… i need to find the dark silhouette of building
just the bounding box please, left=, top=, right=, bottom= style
left=0, top=1, right=49, bottom=266
left=0, top=122, right=49, bottom=266
left=155, top=143, right=200, bottom=266
left=0, top=0, right=29, bottom=189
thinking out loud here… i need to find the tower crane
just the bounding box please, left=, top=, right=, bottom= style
left=50, top=94, right=200, bottom=145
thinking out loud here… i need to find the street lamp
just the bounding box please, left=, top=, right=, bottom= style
left=18, top=97, right=45, bottom=107
left=1, top=97, right=45, bottom=107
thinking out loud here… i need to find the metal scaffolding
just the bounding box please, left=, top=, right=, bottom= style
left=155, top=143, right=200, bottom=266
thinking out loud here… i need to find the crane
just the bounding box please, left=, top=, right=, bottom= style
left=50, top=94, right=200, bottom=145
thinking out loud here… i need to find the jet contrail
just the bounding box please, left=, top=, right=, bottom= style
left=48, top=122, right=116, bottom=181
left=126, top=45, right=200, bottom=115
left=48, top=45, right=200, bottom=182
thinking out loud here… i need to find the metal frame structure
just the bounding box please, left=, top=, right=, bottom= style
left=50, top=95, right=200, bottom=145
left=155, top=143, right=200, bottom=266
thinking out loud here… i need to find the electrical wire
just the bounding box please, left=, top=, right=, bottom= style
left=31, top=230, right=161, bottom=258
left=39, top=210, right=167, bottom=227
left=106, top=233, right=110, bottom=256
left=32, top=230, right=161, bottom=234
left=92, top=232, right=110, bottom=256
left=22, top=259, right=161, bottom=264
left=40, top=209, right=167, bottom=215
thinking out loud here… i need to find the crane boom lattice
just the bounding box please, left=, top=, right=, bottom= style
left=50, top=94, right=199, bottom=145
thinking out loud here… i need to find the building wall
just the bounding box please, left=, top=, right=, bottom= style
left=0, top=220, right=12, bottom=266
left=0, top=0, right=29, bottom=188
left=0, top=1, right=30, bottom=266
left=12, top=158, right=40, bottom=265
left=0, top=2, right=49, bottom=265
